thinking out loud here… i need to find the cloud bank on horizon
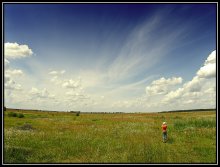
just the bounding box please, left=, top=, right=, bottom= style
left=4, top=4, right=216, bottom=112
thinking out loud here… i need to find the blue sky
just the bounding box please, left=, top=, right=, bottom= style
left=4, top=3, right=216, bottom=112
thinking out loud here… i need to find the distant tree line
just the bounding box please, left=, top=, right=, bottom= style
left=70, top=111, right=80, bottom=116
left=77, top=111, right=124, bottom=114
left=160, top=108, right=216, bottom=113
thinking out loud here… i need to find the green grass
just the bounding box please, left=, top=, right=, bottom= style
left=3, top=109, right=216, bottom=164
left=174, top=119, right=216, bottom=130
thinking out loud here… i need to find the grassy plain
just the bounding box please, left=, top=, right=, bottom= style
left=3, top=109, right=216, bottom=164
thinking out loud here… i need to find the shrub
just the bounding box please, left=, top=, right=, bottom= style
left=76, top=111, right=80, bottom=116
left=8, top=112, right=24, bottom=118
left=17, top=113, right=24, bottom=118
left=8, top=112, right=17, bottom=117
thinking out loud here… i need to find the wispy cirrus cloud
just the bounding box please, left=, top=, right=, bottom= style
left=107, top=12, right=188, bottom=83
left=4, top=4, right=216, bottom=112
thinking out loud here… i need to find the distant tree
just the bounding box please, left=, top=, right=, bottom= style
left=76, top=111, right=80, bottom=116
left=4, top=106, right=6, bottom=111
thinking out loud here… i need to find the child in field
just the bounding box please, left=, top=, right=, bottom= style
left=161, top=122, right=168, bottom=143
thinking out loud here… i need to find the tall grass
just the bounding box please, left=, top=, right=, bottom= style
left=174, top=118, right=216, bottom=130
left=4, top=110, right=216, bottom=164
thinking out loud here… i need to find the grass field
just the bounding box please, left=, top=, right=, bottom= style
left=3, top=109, right=216, bottom=164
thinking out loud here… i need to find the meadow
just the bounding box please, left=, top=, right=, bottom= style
left=3, top=109, right=216, bottom=164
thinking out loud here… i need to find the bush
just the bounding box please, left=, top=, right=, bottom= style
left=8, top=112, right=17, bottom=117
left=76, top=111, right=80, bottom=116
left=8, top=112, right=24, bottom=118
left=17, top=113, right=24, bottom=118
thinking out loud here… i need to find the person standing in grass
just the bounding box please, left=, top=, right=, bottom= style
left=161, top=122, right=168, bottom=143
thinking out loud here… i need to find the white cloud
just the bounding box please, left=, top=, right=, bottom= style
left=163, top=88, right=184, bottom=103
left=107, top=12, right=188, bottom=82
left=49, top=71, right=58, bottom=75
left=29, top=87, right=54, bottom=99
left=4, top=74, right=22, bottom=90
left=5, top=42, right=33, bottom=59
left=162, top=50, right=216, bottom=107
left=152, top=77, right=182, bottom=85
left=49, top=70, right=66, bottom=75
left=4, top=61, right=24, bottom=90
left=30, top=87, right=40, bottom=96
left=62, top=78, right=81, bottom=89
left=146, top=77, right=182, bottom=95
left=5, top=69, right=23, bottom=76
left=204, top=87, right=216, bottom=94
left=49, top=70, right=66, bottom=85
left=204, top=50, right=216, bottom=65
left=66, top=91, right=90, bottom=100
left=183, top=76, right=202, bottom=92
left=197, top=50, right=216, bottom=78
left=197, top=64, right=216, bottom=78
left=5, top=59, right=10, bottom=68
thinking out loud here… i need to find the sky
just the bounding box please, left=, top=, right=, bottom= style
left=3, top=3, right=217, bottom=112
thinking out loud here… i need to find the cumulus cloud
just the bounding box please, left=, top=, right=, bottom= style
left=5, top=69, right=23, bottom=76
left=162, top=50, right=216, bottom=105
left=5, top=59, right=10, bottom=68
left=152, top=77, right=182, bottom=85
left=146, top=77, right=182, bottom=95
left=29, top=87, right=54, bottom=99
left=197, top=50, right=216, bottom=78
left=49, top=70, right=66, bottom=85
left=62, top=78, right=81, bottom=89
left=5, top=42, right=33, bottom=59
left=163, top=88, right=184, bottom=103
left=204, top=87, right=216, bottom=94
left=183, top=76, right=202, bottom=92
left=4, top=63, right=24, bottom=90
left=4, top=74, right=22, bottom=90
